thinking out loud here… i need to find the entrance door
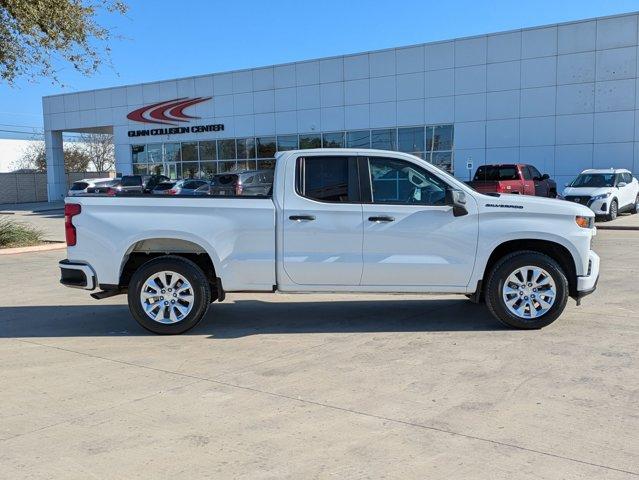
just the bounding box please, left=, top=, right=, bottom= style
left=360, top=156, right=478, bottom=287
left=281, top=155, right=363, bottom=285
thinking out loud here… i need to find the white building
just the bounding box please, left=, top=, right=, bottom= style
left=43, top=11, right=639, bottom=200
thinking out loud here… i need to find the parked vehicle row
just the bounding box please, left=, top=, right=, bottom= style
left=60, top=148, right=599, bottom=335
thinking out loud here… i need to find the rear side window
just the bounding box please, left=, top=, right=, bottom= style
left=296, top=156, right=359, bottom=203
left=121, top=175, right=142, bottom=186
left=70, top=182, right=88, bottom=191
left=183, top=180, right=205, bottom=189
left=474, top=166, right=519, bottom=181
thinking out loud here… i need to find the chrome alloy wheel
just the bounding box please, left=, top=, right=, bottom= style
left=140, top=271, right=194, bottom=324
left=502, top=266, right=557, bottom=319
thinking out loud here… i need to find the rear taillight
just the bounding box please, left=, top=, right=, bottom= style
left=167, top=189, right=177, bottom=195
left=106, top=187, right=117, bottom=196
left=235, top=184, right=243, bottom=196
left=64, top=203, right=81, bottom=246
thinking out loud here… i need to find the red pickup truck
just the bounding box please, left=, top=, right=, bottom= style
left=467, top=164, right=557, bottom=197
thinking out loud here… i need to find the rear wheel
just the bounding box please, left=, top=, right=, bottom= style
left=630, top=195, right=639, bottom=214
left=485, top=251, right=568, bottom=329
left=606, top=199, right=618, bottom=221
left=128, top=256, right=211, bottom=334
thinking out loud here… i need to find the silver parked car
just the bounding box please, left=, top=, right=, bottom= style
left=209, top=170, right=274, bottom=196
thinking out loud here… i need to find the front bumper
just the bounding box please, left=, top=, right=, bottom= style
left=575, top=250, right=600, bottom=300
left=59, top=260, right=96, bottom=290
left=588, top=198, right=610, bottom=215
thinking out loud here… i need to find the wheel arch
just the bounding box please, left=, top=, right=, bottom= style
left=481, top=239, right=578, bottom=298
left=118, top=237, right=221, bottom=300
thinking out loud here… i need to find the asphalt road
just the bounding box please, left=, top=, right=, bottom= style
left=0, top=230, right=637, bottom=479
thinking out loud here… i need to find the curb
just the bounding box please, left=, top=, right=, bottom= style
left=0, top=242, right=66, bottom=255
left=596, top=225, right=639, bottom=231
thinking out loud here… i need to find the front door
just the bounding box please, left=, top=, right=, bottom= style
left=360, top=156, right=478, bottom=287
left=281, top=155, right=363, bottom=285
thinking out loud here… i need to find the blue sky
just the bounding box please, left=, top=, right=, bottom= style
left=1, top=0, right=638, bottom=139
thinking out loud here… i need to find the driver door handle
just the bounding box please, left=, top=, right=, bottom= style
left=368, top=216, right=395, bottom=222
left=289, top=215, right=316, bottom=221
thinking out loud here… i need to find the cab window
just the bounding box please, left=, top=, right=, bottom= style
left=296, top=156, right=359, bottom=203
left=367, top=157, right=448, bottom=206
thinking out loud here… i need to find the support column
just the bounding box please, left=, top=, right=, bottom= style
left=45, top=130, right=66, bottom=201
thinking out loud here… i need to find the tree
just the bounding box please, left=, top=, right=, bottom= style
left=0, top=0, right=127, bottom=85
left=12, top=139, right=93, bottom=172
left=79, top=132, right=114, bottom=172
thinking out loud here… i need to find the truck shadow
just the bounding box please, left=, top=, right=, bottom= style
left=0, top=298, right=506, bottom=338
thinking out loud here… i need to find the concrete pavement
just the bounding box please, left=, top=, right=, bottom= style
left=0, top=230, right=638, bottom=478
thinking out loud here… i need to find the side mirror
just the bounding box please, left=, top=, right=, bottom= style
left=617, top=182, right=627, bottom=188
left=542, top=173, right=550, bottom=180
left=446, top=189, right=468, bottom=217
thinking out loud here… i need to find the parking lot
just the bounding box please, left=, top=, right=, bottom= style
left=0, top=228, right=638, bottom=479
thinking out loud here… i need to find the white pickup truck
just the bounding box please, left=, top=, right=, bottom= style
left=60, top=149, right=600, bottom=334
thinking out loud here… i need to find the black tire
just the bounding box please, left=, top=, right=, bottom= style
left=548, top=188, right=557, bottom=198
left=630, top=195, right=639, bottom=214
left=128, top=255, right=211, bottom=334
left=606, top=199, right=618, bottom=221
left=485, top=251, right=569, bottom=330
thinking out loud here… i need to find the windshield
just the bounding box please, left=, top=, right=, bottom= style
left=474, top=166, right=519, bottom=181
left=569, top=173, right=615, bottom=188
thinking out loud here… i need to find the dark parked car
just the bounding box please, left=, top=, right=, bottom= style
left=209, top=170, right=274, bottom=196
left=118, top=174, right=170, bottom=193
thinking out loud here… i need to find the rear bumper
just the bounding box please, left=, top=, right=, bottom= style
left=575, top=250, right=600, bottom=299
left=59, top=260, right=96, bottom=290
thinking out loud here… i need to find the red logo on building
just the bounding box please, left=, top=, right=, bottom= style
left=127, top=97, right=212, bottom=126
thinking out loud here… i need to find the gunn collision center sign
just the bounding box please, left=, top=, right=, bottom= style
left=126, top=97, right=224, bottom=137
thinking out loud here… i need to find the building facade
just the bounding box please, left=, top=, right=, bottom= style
left=43, top=12, right=639, bottom=200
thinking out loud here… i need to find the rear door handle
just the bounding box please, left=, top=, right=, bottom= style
left=289, top=215, right=316, bottom=221
left=368, top=216, right=395, bottom=222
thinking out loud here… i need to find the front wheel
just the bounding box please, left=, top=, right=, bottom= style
left=606, top=199, right=618, bottom=221
left=128, top=256, right=211, bottom=334
left=485, top=251, right=568, bottom=329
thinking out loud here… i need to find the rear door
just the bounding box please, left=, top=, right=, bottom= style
left=360, top=156, right=478, bottom=287
left=281, top=155, right=363, bottom=285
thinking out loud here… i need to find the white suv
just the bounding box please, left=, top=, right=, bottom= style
left=67, top=178, right=113, bottom=197
left=562, top=169, right=639, bottom=221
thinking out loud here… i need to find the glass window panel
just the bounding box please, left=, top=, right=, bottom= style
left=199, top=161, right=217, bottom=179
left=257, top=136, right=276, bottom=158
left=322, top=132, right=345, bottom=148
left=182, top=162, right=198, bottom=179
left=132, top=163, right=148, bottom=174
left=425, top=126, right=434, bottom=152
left=149, top=163, right=163, bottom=176
left=257, top=159, right=276, bottom=170
left=131, top=145, right=147, bottom=163
left=299, top=134, right=321, bottom=149
left=277, top=135, right=298, bottom=151
left=236, top=138, right=256, bottom=159
left=368, top=157, right=448, bottom=205
left=432, top=125, right=453, bottom=151
left=199, top=141, right=217, bottom=160
left=371, top=129, right=396, bottom=150
left=164, top=142, right=181, bottom=162
left=218, top=139, right=236, bottom=160
left=181, top=142, right=198, bottom=161
left=398, top=127, right=425, bottom=155
left=346, top=130, right=370, bottom=148
left=431, top=152, right=453, bottom=173
left=147, top=143, right=162, bottom=163
left=217, top=161, right=237, bottom=173
left=236, top=160, right=257, bottom=171
left=300, top=156, right=357, bottom=202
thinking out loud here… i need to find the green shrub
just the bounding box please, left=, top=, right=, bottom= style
left=0, top=218, right=44, bottom=248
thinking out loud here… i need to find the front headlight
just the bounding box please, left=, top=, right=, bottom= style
left=576, top=216, right=595, bottom=229
left=591, top=192, right=611, bottom=201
